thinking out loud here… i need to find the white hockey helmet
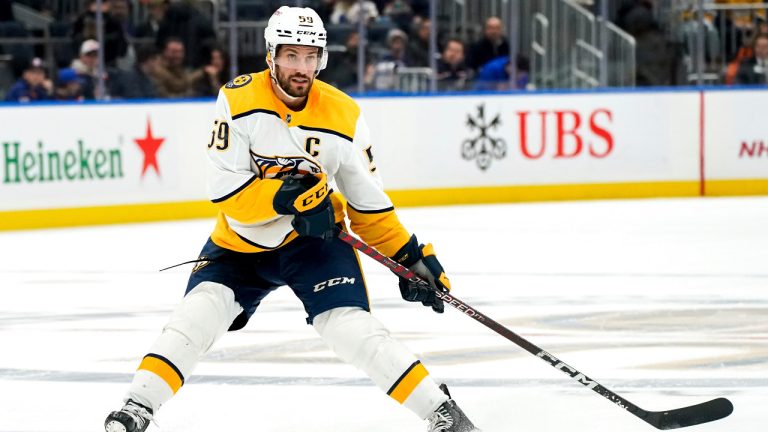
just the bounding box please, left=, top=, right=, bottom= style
left=264, top=6, right=328, bottom=74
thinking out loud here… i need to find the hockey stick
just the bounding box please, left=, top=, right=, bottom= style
left=338, top=231, right=734, bottom=430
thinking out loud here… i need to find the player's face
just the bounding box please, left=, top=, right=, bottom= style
left=273, top=45, right=320, bottom=98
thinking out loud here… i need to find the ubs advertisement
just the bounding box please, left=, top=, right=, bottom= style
left=360, top=91, right=701, bottom=190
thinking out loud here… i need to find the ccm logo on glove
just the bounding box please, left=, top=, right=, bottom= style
left=273, top=173, right=329, bottom=215
left=273, top=173, right=335, bottom=240
left=296, top=182, right=329, bottom=212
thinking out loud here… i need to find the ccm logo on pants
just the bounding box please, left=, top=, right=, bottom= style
left=314, top=277, right=356, bottom=292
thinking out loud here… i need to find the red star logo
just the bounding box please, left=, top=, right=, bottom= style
left=134, top=118, right=165, bottom=177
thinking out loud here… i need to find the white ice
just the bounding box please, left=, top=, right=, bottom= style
left=0, top=197, right=766, bottom=431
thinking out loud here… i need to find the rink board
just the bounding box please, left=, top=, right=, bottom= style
left=703, top=90, right=768, bottom=196
left=1, top=88, right=767, bottom=229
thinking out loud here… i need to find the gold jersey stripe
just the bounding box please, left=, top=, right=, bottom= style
left=210, top=211, right=299, bottom=253
left=223, top=70, right=359, bottom=141
left=388, top=361, right=429, bottom=404
left=213, top=177, right=283, bottom=224
left=210, top=192, right=346, bottom=253
left=138, top=354, right=184, bottom=394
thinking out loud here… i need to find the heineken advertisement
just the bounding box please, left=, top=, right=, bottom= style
left=0, top=102, right=212, bottom=213
left=2, top=140, right=123, bottom=184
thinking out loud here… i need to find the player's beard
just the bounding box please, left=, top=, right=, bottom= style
left=275, top=66, right=314, bottom=98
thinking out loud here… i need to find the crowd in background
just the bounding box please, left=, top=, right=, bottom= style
left=0, top=0, right=533, bottom=102
left=3, top=0, right=768, bottom=103
left=2, top=0, right=229, bottom=102
left=617, top=0, right=768, bottom=86
left=319, top=11, right=529, bottom=93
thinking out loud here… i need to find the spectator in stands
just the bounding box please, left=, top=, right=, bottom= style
left=474, top=54, right=529, bottom=91
left=382, top=0, right=413, bottom=30
left=4, top=58, right=51, bottom=102
left=407, top=18, right=431, bottom=67
left=621, top=3, right=676, bottom=86
left=193, top=47, right=229, bottom=97
left=109, top=45, right=160, bottom=99
left=150, top=37, right=195, bottom=98
left=724, top=31, right=756, bottom=85
left=372, top=27, right=409, bottom=90
left=110, top=0, right=136, bottom=71
left=110, top=0, right=134, bottom=36
left=135, top=0, right=168, bottom=41
left=53, top=68, right=85, bottom=101
left=72, top=39, right=99, bottom=75
left=758, top=19, right=768, bottom=35
left=437, top=38, right=472, bottom=91
left=409, top=0, right=430, bottom=20
left=71, top=39, right=102, bottom=99
left=156, top=0, right=216, bottom=68
left=712, top=8, right=748, bottom=64
left=323, top=30, right=373, bottom=92
left=330, top=0, right=379, bottom=25
left=383, top=27, right=410, bottom=63
left=467, top=16, right=509, bottom=72
left=317, top=0, right=335, bottom=23
left=71, top=0, right=128, bottom=66
left=616, top=0, right=653, bottom=32
left=736, top=33, right=768, bottom=84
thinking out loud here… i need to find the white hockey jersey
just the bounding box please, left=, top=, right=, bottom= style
left=206, top=70, right=410, bottom=256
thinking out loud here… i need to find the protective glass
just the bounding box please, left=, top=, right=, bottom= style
left=272, top=49, right=321, bottom=71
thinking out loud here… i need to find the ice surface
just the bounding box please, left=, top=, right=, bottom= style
left=0, top=197, right=766, bottom=431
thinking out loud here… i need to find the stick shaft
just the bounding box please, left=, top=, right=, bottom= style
left=339, top=231, right=733, bottom=429
left=338, top=231, right=643, bottom=412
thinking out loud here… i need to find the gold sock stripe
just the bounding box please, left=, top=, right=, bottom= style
left=138, top=353, right=185, bottom=394
left=387, top=360, right=428, bottom=404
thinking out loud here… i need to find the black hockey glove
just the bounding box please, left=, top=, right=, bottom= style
left=273, top=173, right=335, bottom=241
left=391, top=234, right=451, bottom=314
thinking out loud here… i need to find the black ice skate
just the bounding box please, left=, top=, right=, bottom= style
left=104, top=400, right=153, bottom=432
left=427, top=384, right=481, bottom=432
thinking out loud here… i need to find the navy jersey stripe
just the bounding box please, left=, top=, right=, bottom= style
left=211, top=175, right=258, bottom=203
left=232, top=108, right=280, bottom=121
left=347, top=203, right=395, bottom=214
left=297, top=125, right=353, bottom=142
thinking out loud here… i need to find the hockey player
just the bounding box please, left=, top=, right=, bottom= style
left=104, top=6, right=479, bottom=432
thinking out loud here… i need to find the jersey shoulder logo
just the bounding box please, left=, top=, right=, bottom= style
left=225, top=74, right=253, bottom=89
left=251, top=152, right=321, bottom=179
left=191, top=256, right=210, bottom=273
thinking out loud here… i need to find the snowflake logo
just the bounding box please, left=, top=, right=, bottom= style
left=461, top=104, right=506, bottom=170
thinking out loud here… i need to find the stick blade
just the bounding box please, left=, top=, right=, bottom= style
left=647, top=398, right=734, bottom=430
